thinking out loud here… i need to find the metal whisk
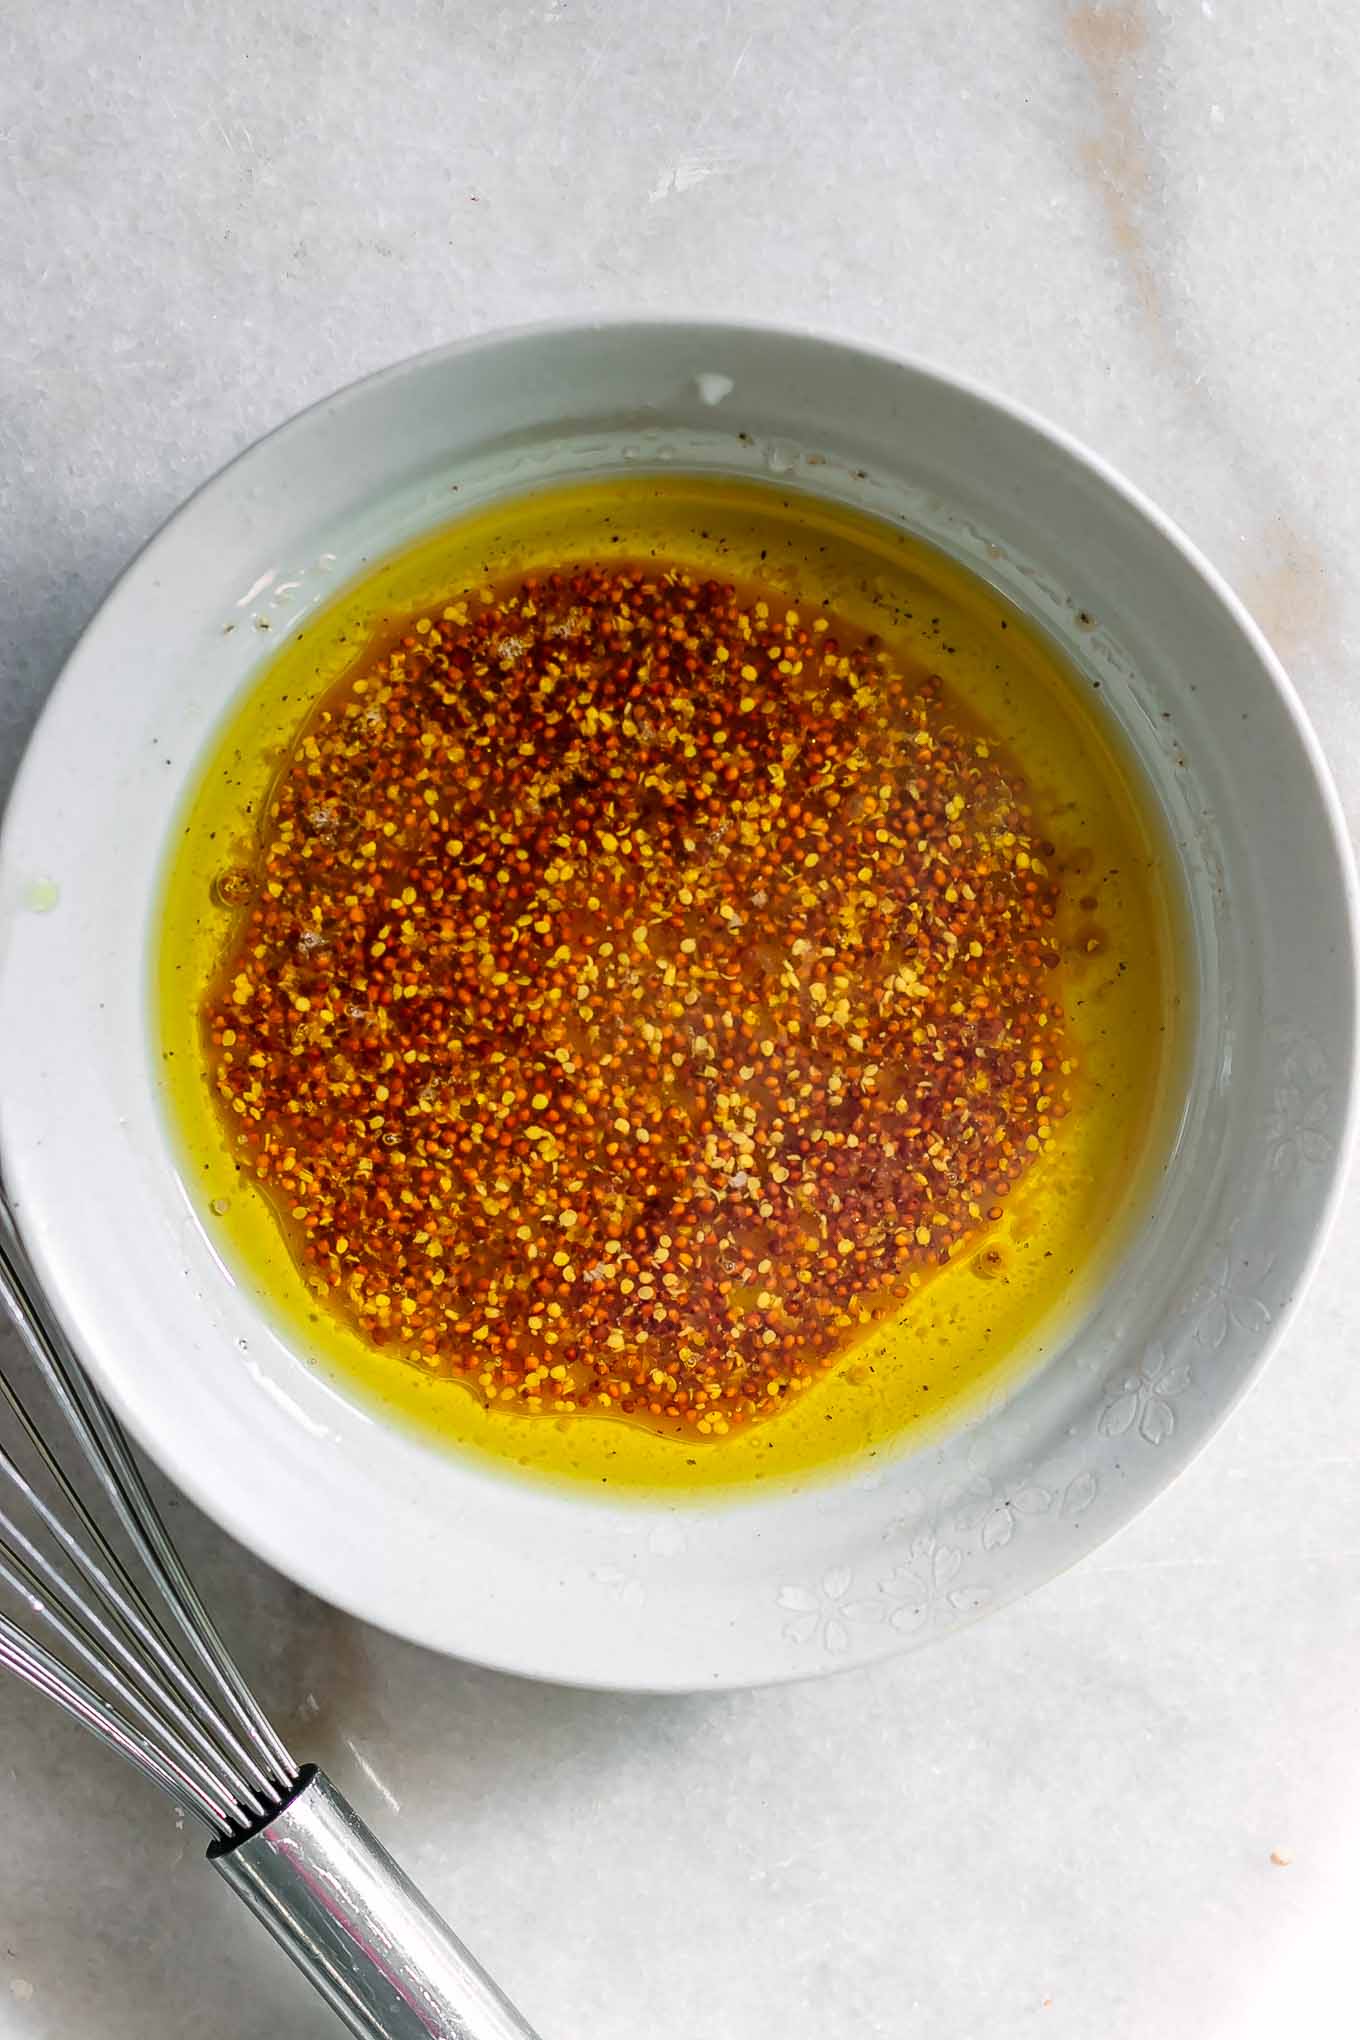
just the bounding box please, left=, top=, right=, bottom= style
left=0, top=1195, right=541, bottom=2040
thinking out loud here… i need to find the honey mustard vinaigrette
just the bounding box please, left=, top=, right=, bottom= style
left=158, top=476, right=1184, bottom=1493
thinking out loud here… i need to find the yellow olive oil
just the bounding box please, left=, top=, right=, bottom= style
left=156, top=475, right=1186, bottom=1494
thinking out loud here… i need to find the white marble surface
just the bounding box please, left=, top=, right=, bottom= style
left=3, top=2, right=1360, bottom=2034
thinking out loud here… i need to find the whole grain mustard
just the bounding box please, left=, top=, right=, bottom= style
left=205, top=559, right=1072, bottom=1441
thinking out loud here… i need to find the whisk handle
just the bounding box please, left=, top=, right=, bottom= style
left=210, top=1767, right=542, bottom=2039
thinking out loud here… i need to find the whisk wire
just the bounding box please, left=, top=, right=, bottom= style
left=0, top=1371, right=273, bottom=1816
left=84, top=1410, right=297, bottom=1785
left=0, top=1450, right=264, bottom=1823
left=0, top=1614, right=233, bottom=1826
left=0, top=1188, right=544, bottom=2037
left=0, top=1203, right=296, bottom=1833
left=46, top=1344, right=288, bottom=1785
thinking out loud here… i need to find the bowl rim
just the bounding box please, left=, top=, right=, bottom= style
left=2, top=314, right=1356, bottom=1690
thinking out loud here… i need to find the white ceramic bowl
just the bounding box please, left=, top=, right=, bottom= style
left=0, top=321, right=1354, bottom=1690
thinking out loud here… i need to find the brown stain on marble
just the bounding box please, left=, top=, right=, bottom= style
left=1066, top=5, right=1340, bottom=672
left=1235, top=516, right=1341, bottom=670
left=1066, top=1, right=1169, bottom=337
